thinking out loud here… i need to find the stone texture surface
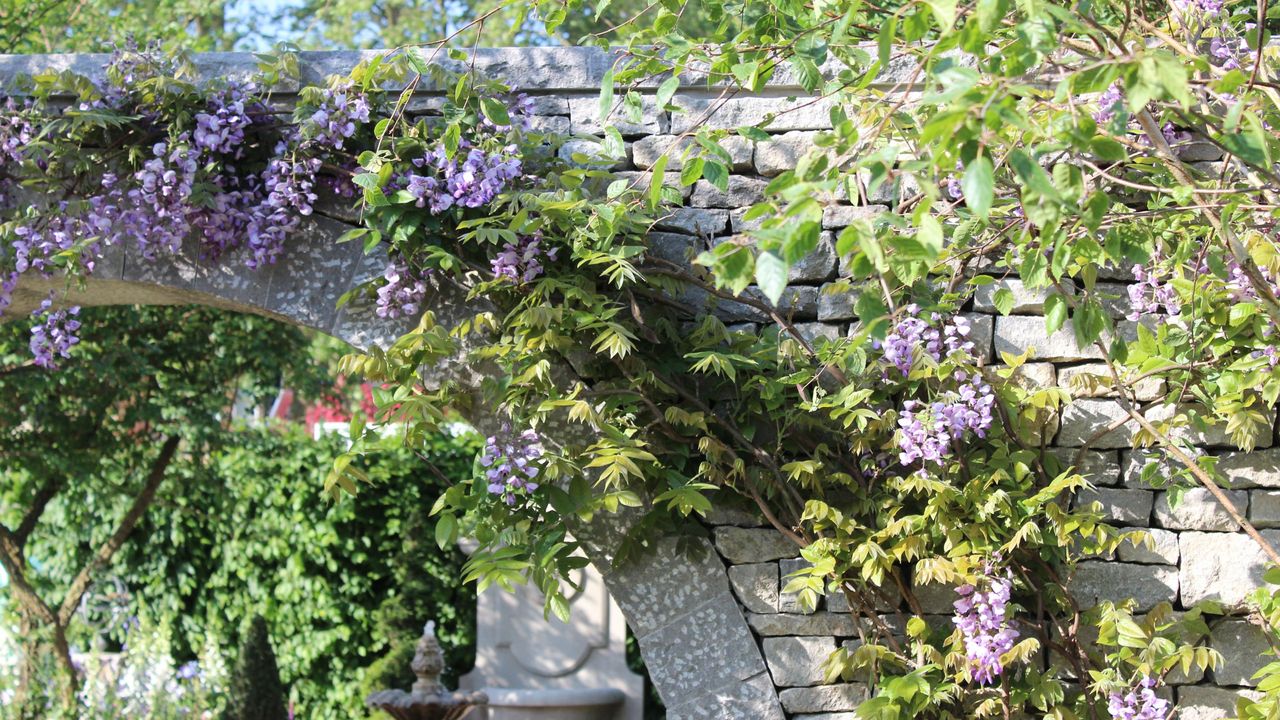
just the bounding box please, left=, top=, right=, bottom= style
left=729, top=563, right=780, bottom=614
left=1176, top=686, right=1262, bottom=720
left=1074, top=487, right=1154, bottom=526
left=1179, top=531, right=1280, bottom=606
left=764, top=637, right=836, bottom=687
left=1069, top=561, right=1178, bottom=612
left=715, top=527, right=800, bottom=564
left=1154, top=488, right=1248, bottom=531
left=778, top=684, right=869, bottom=713
left=1210, top=619, right=1272, bottom=687
left=1117, top=528, right=1180, bottom=565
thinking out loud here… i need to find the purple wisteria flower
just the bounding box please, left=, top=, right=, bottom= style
left=244, top=153, right=322, bottom=268
left=29, top=297, right=81, bottom=369
left=953, top=562, right=1019, bottom=685
left=1126, top=261, right=1181, bottom=320
left=405, top=145, right=523, bottom=214
left=480, top=424, right=545, bottom=506
left=0, top=270, right=17, bottom=316
left=875, top=305, right=974, bottom=377
left=194, top=84, right=255, bottom=157
left=307, top=80, right=371, bottom=150
left=1107, top=676, right=1170, bottom=720
left=0, top=97, right=33, bottom=166
left=1171, top=0, right=1223, bottom=16
left=897, top=371, right=995, bottom=465
left=1094, top=82, right=1126, bottom=125
left=491, top=234, right=557, bottom=283
left=375, top=256, right=429, bottom=319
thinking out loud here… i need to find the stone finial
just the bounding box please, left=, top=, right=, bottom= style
left=411, top=621, right=446, bottom=696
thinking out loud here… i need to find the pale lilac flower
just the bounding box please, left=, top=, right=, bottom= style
left=953, top=562, right=1019, bottom=685
left=480, top=424, right=545, bottom=506
left=375, top=256, right=429, bottom=319
left=29, top=296, right=81, bottom=369
left=1107, top=676, right=1170, bottom=720
left=491, top=234, right=557, bottom=283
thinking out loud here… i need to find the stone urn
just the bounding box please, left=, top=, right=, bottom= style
left=367, top=622, right=488, bottom=720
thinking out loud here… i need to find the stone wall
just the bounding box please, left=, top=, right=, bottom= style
left=1, top=48, right=1274, bottom=719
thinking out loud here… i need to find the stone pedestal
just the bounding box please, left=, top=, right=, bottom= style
left=460, top=550, right=643, bottom=720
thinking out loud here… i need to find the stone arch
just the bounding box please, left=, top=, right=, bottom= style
left=6, top=208, right=785, bottom=720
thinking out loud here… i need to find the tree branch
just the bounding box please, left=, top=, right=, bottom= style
left=56, top=434, right=181, bottom=626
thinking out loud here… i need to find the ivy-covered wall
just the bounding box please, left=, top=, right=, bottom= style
left=1, top=47, right=1273, bottom=720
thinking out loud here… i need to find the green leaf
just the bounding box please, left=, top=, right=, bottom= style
left=434, top=514, right=456, bottom=549
left=756, top=251, right=789, bottom=304
left=732, top=61, right=760, bottom=90
left=649, top=155, right=669, bottom=209
left=1090, top=136, right=1128, bottom=163
left=993, top=287, right=1015, bottom=316
left=1008, top=149, right=1060, bottom=200
left=961, top=157, right=994, bottom=219
left=656, top=75, right=680, bottom=109
left=1219, top=124, right=1270, bottom=167
left=599, top=66, right=615, bottom=121
left=480, top=97, right=511, bottom=127
left=1044, top=293, right=1068, bottom=334
left=702, top=160, right=729, bottom=191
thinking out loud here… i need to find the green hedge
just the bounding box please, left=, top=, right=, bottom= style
left=110, top=427, right=481, bottom=718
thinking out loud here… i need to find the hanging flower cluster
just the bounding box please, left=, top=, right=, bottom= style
left=897, top=371, right=995, bottom=465
left=305, top=79, right=371, bottom=150
left=875, top=305, right=974, bottom=377
left=375, top=256, right=430, bottom=319
left=952, top=562, right=1019, bottom=685
left=1126, top=261, right=1182, bottom=321
left=29, top=296, right=81, bottom=370
left=479, top=424, right=545, bottom=506
left=491, top=233, right=557, bottom=283
left=405, top=145, right=523, bottom=214
left=1106, top=676, right=1170, bottom=720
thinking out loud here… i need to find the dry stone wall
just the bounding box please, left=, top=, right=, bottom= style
left=0, top=47, right=1274, bottom=720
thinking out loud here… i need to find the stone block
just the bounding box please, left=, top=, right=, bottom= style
left=1056, top=399, right=1135, bottom=449
left=1146, top=403, right=1274, bottom=449
left=1179, top=530, right=1280, bottom=606
left=558, top=138, right=628, bottom=169
left=1069, top=561, right=1178, bottom=612
left=965, top=312, right=994, bottom=364
left=631, top=134, right=753, bottom=171
left=1154, top=488, right=1247, bottom=531
left=994, top=315, right=1105, bottom=362
left=605, top=536, right=736, bottom=636
left=1176, top=686, right=1262, bottom=720
left=1117, top=528, right=1180, bottom=565
left=665, top=670, right=786, bottom=720
left=1073, top=487, right=1154, bottom=526
left=774, top=287, right=820, bottom=320
left=264, top=214, right=367, bottom=332
left=691, top=176, right=769, bottom=208
left=778, top=684, right=870, bottom=713
left=1250, top=490, right=1280, bottom=528
left=1218, top=449, right=1280, bottom=488
left=793, top=322, right=842, bottom=344
left=817, top=283, right=858, bottom=321
left=728, top=208, right=764, bottom=233
left=763, top=636, right=836, bottom=686
left=637, top=598, right=770, bottom=707
left=754, top=131, right=819, bottom=176
left=747, top=612, right=861, bottom=637
left=670, top=94, right=836, bottom=133
left=569, top=95, right=663, bottom=135
left=779, top=557, right=818, bottom=614
left=793, top=714, right=858, bottom=720
left=645, top=232, right=698, bottom=268
left=714, top=527, right=798, bottom=564
left=655, top=208, right=730, bottom=236
left=728, top=563, right=779, bottom=614
left=973, top=278, right=1071, bottom=314
left=792, top=234, right=838, bottom=283
left=912, top=581, right=959, bottom=615
left=1058, top=363, right=1164, bottom=401
left=1211, top=618, right=1273, bottom=686
left=1049, top=449, right=1122, bottom=486
left=612, top=171, right=692, bottom=199
left=822, top=204, right=887, bottom=229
